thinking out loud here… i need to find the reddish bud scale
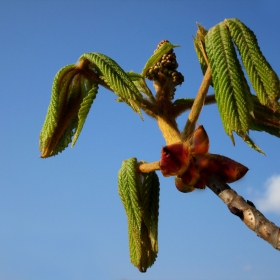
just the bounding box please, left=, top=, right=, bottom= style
left=191, top=125, right=209, bottom=154
left=159, top=125, right=248, bottom=193
left=202, top=154, right=249, bottom=183
left=175, top=176, right=195, bottom=193
left=160, top=143, right=190, bottom=177
left=179, top=154, right=248, bottom=190
left=179, top=158, right=200, bottom=186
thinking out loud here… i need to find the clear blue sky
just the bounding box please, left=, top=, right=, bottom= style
left=1, top=1, right=280, bottom=279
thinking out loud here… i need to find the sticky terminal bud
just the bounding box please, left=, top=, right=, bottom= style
left=160, top=143, right=190, bottom=176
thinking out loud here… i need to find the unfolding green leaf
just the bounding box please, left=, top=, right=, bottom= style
left=126, top=71, right=143, bottom=81
left=193, top=23, right=208, bottom=77
left=118, top=158, right=160, bottom=272
left=118, top=158, right=142, bottom=231
left=39, top=60, right=102, bottom=157
left=142, top=42, right=179, bottom=76
left=72, top=81, right=99, bottom=147
left=39, top=64, right=81, bottom=158
left=226, top=18, right=280, bottom=111
left=80, top=53, right=143, bottom=118
left=173, top=98, right=195, bottom=105
left=126, top=71, right=155, bottom=101
left=141, top=169, right=159, bottom=253
left=205, top=22, right=253, bottom=144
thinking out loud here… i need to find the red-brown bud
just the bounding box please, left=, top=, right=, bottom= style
left=191, top=125, right=209, bottom=154
left=179, top=158, right=200, bottom=186
left=175, top=153, right=248, bottom=192
left=160, top=143, right=190, bottom=176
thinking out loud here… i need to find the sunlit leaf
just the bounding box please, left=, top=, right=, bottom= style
left=80, top=53, right=143, bottom=118
left=118, top=158, right=159, bottom=272
left=205, top=22, right=253, bottom=144
left=226, top=18, right=280, bottom=111
left=126, top=71, right=155, bottom=101
left=39, top=64, right=82, bottom=157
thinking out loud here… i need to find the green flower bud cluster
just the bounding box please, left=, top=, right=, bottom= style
left=146, top=40, right=184, bottom=86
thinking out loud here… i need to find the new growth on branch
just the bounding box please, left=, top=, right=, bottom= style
left=39, top=18, right=280, bottom=272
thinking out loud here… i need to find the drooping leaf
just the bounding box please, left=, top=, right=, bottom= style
left=205, top=22, right=254, bottom=144
left=39, top=64, right=82, bottom=157
left=118, top=158, right=142, bottom=231
left=39, top=59, right=103, bottom=157
left=80, top=53, right=143, bottom=118
left=250, top=96, right=280, bottom=139
left=193, top=23, right=209, bottom=76
left=118, top=158, right=159, bottom=272
left=72, top=80, right=99, bottom=146
left=141, top=168, right=160, bottom=255
left=243, top=134, right=265, bottom=155
left=142, top=42, right=179, bottom=77
left=226, top=18, right=280, bottom=111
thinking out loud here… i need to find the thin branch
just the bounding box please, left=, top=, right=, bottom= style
left=156, top=115, right=182, bottom=145
left=181, top=66, right=212, bottom=140
left=138, top=161, right=160, bottom=173
left=206, top=175, right=280, bottom=251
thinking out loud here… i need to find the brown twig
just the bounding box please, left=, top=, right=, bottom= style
left=206, top=174, right=280, bottom=251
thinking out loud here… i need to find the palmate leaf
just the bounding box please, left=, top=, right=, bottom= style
left=142, top=41, right=179, bottom=76
left=205, top=22, right=254, bottom=145
left=226, top=18, right=280, bottom=111
left=118, top=158, right=159, bottom=272
left=79, top=53, right=143, bottom=119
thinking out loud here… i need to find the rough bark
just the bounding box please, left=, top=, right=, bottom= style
left=206, top=174, right=280, bottom=251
